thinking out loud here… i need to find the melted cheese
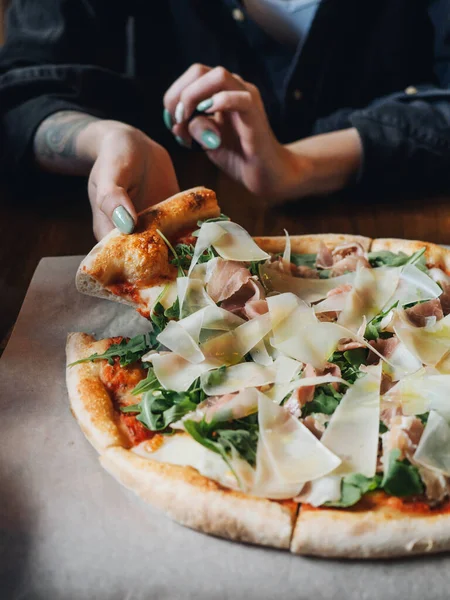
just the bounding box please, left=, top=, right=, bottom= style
left=295, top=475, right=342, bottom=507
left=321, top=363, right=382, bottom=477
left=133, top=434, right=242, bottom=490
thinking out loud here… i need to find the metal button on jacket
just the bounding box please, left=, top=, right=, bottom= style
left=232, top=8, right=245, bottom=21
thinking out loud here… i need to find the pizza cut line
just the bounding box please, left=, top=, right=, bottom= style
left=67, top=187, right=450, bottom=558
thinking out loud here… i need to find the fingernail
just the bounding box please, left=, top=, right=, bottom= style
left=201, top=130, right=221, bottom=150
left=163, top=108, right=173, bottom=130
left=112, top=206, right=134, bottom=234
left=175, top=101, right=185, bottom=124
left=175, top=135, right=191, bottom=148
left=196, top=98, right=214, bottom=112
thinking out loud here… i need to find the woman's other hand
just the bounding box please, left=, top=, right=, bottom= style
left=34, top=112, right=180, bottom=240
left=163, top=65, right=361, bottom=203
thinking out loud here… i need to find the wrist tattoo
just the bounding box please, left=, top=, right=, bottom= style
left=34, top=110, right=98, bottom=163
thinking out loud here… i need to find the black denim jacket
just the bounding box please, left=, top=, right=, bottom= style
left=0, top=0, right=449, bottom=196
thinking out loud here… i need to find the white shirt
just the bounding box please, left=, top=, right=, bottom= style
left=243, top=0, right=321, bottom=47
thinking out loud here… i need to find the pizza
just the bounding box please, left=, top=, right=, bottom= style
left=67, top=187, right=450, bottom=558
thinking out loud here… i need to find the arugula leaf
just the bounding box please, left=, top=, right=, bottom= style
left=318, top=269, right=332, bottom=279
left=184, top=414, right=259, bottom=467
left=328, top=348, right=367, bottom=384
left=379, top=421, right=388, bottom=434
left=201, top=365, right=227, bottom=390
left=149, top=302, right=168, bottom=348
left=69, top=334, right=151, bottom=367
left=131, top=367, right=159, bottom=396
left=381, top=449, right=424, bottom=497
left=248, top=261, right=262, bottom=278
left=417, top=412, right=430, bottom=425
left=164, top=297, right=180, bottom=320
left=156, top=229, right=186, bottom=277
left=171, top=243, right=217, bottom=272
left=365, top=302, right=399, bottom=341
left=301, top=384, right=342, bottom=418
left=326, top=474, right=382, bottom=508
left=368, top=247, right=427, bottom=272
left=216, top=426, right=258, bottom=466
left=122, top=377, right=206, bottom=431
left=289, top=253, right=317, bottom=269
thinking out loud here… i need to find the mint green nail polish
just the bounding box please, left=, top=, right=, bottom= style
left=196, top=98, right=214, bottom=112
left=201, top=130, right=221, bottom=150
left=163, top=108, right=173, bottom=130
left=112, top=206, right=134, bottom=234
left=175, top=135, right=190, bottom=148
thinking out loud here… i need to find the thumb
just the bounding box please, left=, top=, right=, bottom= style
left=94, top=186, right=138, bottom=240
left=186, top=116, right=222, bottom=151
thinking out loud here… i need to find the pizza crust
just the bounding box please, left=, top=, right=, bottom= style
left=291, top=504, right=450, bottom=558
left=66, top=332, right=129, bottom=453
left=101, top=446, right=296, bottom=548
left=255, top=233, right=372, bottom=255
left=76, top=187, right=220, bottom=300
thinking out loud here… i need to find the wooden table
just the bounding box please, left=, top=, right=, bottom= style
left=1, top=151, right=450, bottom=347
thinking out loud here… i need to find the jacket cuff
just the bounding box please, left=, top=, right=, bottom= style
left=349, top=105, right=450, bottom=196
left=1, top=95, right=105, bottom=178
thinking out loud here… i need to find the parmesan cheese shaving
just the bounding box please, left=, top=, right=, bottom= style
left=260, top=263, right=356, bottom=303
left=252, top=393, right=341, bottom=499
left=156, top=320, right=204, bottom=364
left=393, top=310, right=450, bottom=366
left=201, top=363, right=277, bottom=395
left=177, top=277, right=214, bottom=318
left=414, top=410, right=450, bottom=476
left=385, top=369, right=450, bottom=420
left=295, top=475, right=342, bottom=507
left=201, top=313, right=272, bottom=365
left=388, top=264, right=443, bottom=307
left=282, top=229, right=291, bottom=266
left=338, top=266, right=400, bottom=332
left=188, top=222, right=226, bottom=275
left=149, top=353, right=219, bottom=392
left=211, top=221, right=270, bottom=262
left=321, top=363, right=382, bottom=477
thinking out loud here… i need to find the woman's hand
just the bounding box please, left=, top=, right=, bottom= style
left=33, top=112, right=180, bottom=240
left=87, top=122, right=179, bottom=239
left=163, top=64, right=304, bottom=199
left=163, top=64, right=362, bottom=202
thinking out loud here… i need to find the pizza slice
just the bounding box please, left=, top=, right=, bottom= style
left=67, top=197, right=450, bottom=558
left=76, top=186, right=220, bottom=316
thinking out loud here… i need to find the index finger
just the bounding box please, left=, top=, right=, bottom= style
left=163, top=63, right=211, bottom=117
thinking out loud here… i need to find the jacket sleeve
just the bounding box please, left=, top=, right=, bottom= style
left=0, top=0, right=137, bottom=177
left=313, top=0, right=450, bottom=197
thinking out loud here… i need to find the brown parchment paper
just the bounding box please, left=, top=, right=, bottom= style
left=1, top=256, right=450, bottom=600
